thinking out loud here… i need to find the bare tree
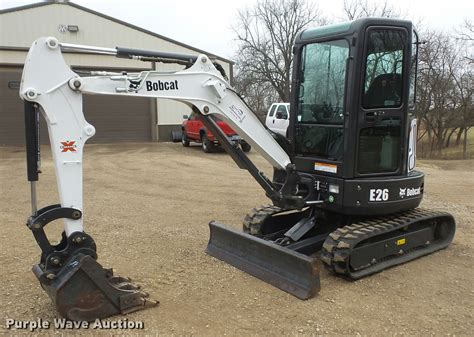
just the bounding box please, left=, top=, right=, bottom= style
left=233, top=69, right=279, bottom=121
left=456, top=19, right=473, bottom=63
left=450, top=68, right=473, bottom=159
left=458, top=19, right=474, bottom=41
left=451, top=22, right=474, bottom=158
left=342, top=0, right=403, bottom=20
left=414, top=28, right=473, bottom=159
left=233, top=0, right=324, bottom=104
left=415, top=31, right=455, bottom=156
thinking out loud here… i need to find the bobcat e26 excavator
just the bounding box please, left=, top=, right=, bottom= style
left=20, top=18, right=455, bottom=321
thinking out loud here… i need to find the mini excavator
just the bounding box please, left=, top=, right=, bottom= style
left=20, top=18, right=455, bottom=321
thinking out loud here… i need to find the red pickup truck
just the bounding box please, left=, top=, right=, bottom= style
left=181, top=112, right=251, bottom=153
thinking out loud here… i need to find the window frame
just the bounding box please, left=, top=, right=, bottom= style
left=276, top=104, right=288, bottom=119
left=360, top=27, right=408, bottom=111
left=293, top=37, right=350, bottom=162
left=268, top=104, right=277, bottom=117
left=355, top=26, right=410, bottom=177
left=296, top=38, right=350, bottom=126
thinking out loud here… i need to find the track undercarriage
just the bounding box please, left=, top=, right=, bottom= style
left=207, top=205, right=456, bottom=298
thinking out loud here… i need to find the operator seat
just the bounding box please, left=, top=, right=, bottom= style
left=363, top=73, right=402, bottom=109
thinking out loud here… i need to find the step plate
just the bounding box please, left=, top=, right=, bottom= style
left=206, top=221, right=320, bottom=299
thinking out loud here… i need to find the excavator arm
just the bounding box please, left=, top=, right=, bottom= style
left=20, top=37, right=310, bottom=321
left=21, top=37, right=300, bottom=235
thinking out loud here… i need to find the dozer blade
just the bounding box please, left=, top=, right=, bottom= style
left=33, top=254, right=158, bottom=321
left=206, top=221, right=320, bottom=299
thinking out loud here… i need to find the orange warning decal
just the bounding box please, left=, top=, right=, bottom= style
left=314, top=162, right=337, bottom=174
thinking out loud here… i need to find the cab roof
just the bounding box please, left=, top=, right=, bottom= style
left=297, top=18, right=412, bottom=43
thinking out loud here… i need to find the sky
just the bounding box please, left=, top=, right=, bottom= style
left=0, top=0, right=472, bottom=59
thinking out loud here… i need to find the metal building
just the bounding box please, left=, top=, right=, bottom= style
left=0, top=1, right=233, bottom=144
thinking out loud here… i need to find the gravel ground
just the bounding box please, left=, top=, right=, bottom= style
left=0, top=143, right=473, bottom=336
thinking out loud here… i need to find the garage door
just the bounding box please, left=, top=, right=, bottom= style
left=0, top=68, right=152, bottom=145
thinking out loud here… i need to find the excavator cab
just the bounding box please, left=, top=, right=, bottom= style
left=282, top=18, right=423, bottom=215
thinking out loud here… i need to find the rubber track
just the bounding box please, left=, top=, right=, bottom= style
left=320, top=208, right=454, bottom=279
left=243, top=205, right=285, bottom=235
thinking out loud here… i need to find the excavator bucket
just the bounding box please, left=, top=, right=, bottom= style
left=206, top=221, right=320, bottom=299
left=33, top=254, right=158, bottom=321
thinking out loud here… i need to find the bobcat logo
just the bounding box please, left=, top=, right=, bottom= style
left=399, top=188, right=406, bottom=198
left=128, top=79, right=143, bottom=91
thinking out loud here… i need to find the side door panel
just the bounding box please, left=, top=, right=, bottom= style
left=274, top=104, right=288, bottom=135
left=293, top=38, right=350, bottom=177
left=187, top=113, right=199, bottom=140
left=355, top=27, right=409, bottom=177
left=266, top=104, right=277, bottom=130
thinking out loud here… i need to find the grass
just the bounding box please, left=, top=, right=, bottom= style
left=417, top=128, right=473, bottom=160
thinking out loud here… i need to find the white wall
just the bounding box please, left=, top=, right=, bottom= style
left=0, top=3, right=232, bottom=128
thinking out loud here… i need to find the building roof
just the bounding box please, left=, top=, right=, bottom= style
left=0, top=1, right=233, bottom=64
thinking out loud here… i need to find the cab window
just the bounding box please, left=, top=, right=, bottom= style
left=276, top=105, right=288, bottom=119
left=268, top=105, right=277, bottom=117
left=363, top=29, right=406, bottom=109
left=295, top=39, right=349, bottom=161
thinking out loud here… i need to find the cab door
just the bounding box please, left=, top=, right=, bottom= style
left=274, top=104, right=289, bottom=136
left=355, top=27, right=411, bottom=176
left=265, top=104, right=277, bottom=131
left=293, top=38, right=350, bottom=177
left=186, top=112, right=200, bottom=140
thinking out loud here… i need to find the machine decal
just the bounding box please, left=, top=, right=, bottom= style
left=314, top=162, right=337, bottom=174
left=60, top=141, right=77, bottom=152
left=407, top=187, right=421, bottom=197
left=128, top=78, right=142, bottom=91
left=369, top=188, right=389, bottom=202
left=400, top=187, right=421, bottom=198
left=57, top=24, right=68, bottom=33
left=399, top=188, right=407, bottom=198
left=228, top=104, right=246, bottom=122
left=145, top=80, right=179, bottom=91
left=396, top=238, right=406, bottom=246
left=407, top=119, right=417, bottom=172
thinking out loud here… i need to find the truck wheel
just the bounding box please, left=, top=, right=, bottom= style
left=201, top=134, right=213, bottom=153
left=181, top=132, right=190, bottom=147
left=241, top=142, right=251, bottom=153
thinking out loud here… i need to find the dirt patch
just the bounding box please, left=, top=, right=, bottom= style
left=419, top=159, right=474, bottom=172
left=1, top=143, right=473, bottom=336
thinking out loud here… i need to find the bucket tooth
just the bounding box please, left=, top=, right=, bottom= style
left=206, top=221, right=320, bottom=299
left=108, top=275, right=132, bottom=283
left=34, top=254, right=158, bottom=321
left=113, top=282, right=141, bottom=291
